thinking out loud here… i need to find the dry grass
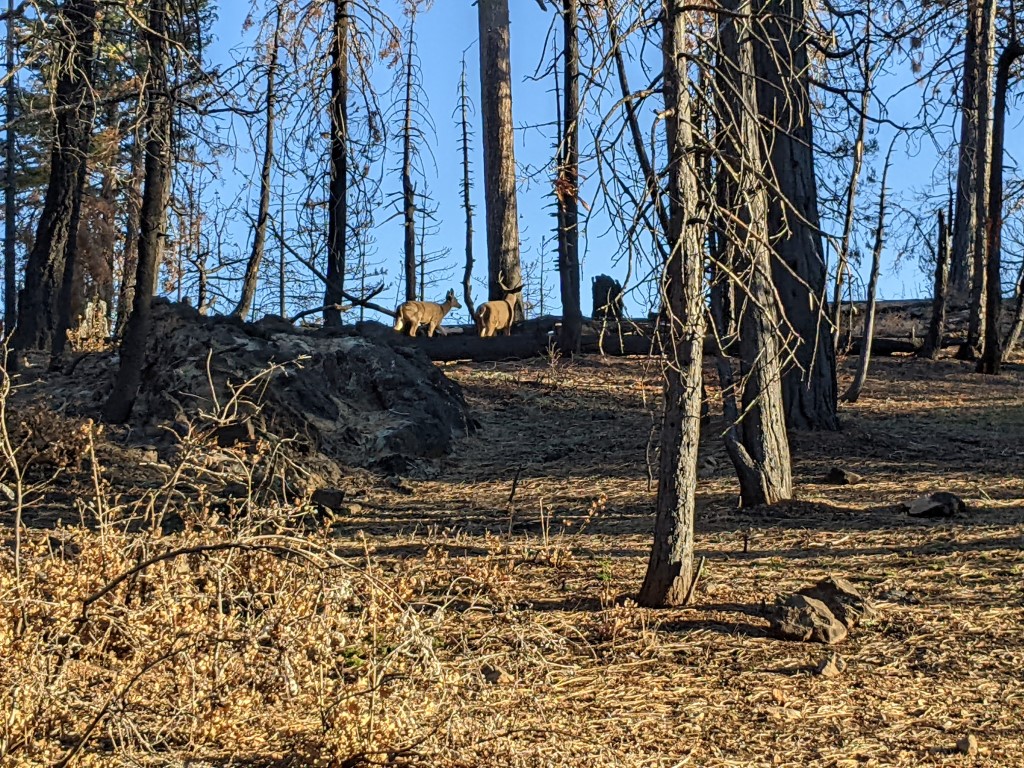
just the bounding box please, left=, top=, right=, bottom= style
left=2, top=352, right=1023, bottom=766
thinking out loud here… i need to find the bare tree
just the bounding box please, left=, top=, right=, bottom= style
left=638, top=0, right=706, bottom=608
left=556, top=0, right=582, bottom=352
left=324, top=0, right=349, bottom=327
left=477, top=0, right=523, bottom=320
left=921, top=208, right=951, bottom=360
left=456, top=54, right=476, bottom=319
left=3, top=0, right=15, bottom=335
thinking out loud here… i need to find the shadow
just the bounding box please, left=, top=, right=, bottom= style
left=659, top=602, right=770, bottom=640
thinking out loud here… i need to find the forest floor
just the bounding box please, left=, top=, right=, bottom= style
left=2, top=350, right=1023, bottom=767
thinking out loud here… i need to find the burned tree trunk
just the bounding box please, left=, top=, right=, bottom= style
left=3, top=0, right=15, bottom=335
left=556, top=0, right=582, bottom=353
left=324, top=0, right=349, bottom=327
left=457, top=56, right=476, bottom=320
left=234, top=5, right=281, bottom=320
left=402, top=14, right=417, bottom=303
left=754, top=0, right=838, bottom=431
left=842, top=141, right=894, bottom=403
left=715, top=0, right=791, bottom=507
left=592, top=274, right=623, bottom=320
left=115, top=136, right=144, bottom=337
left=103, top=0, right=174, bottom=422
left=921, top=209, right=951, bottom=360
left=977, top=36, right=1024, bottom=375
left=638, top=0, right=706, bottom=608
left=12, top=0, right=97, bottom=357
left=477, top=0, right=523, bottom=320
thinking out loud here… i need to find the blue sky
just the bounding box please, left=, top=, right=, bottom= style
left=201, top=2, right=1019, bottom=324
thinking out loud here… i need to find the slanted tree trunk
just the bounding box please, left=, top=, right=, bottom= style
left=12, top=0, right=97, bottom=357
left=638, top=0, right=706, bottom=608
left=324, top=0, right=348, bottom=327
left=477, top=0, right=522, bottom=319
left=842, top=140, right=895, bottom=403
left=556, top=0, right=582, bottom=352
left=103, top=0, right=173, bottom=423
left=715, top=0, right=791, bottom=507
left=754, top=0, right=838, bottom=431
left=3, top=0, right=15, bottom=335
left=457, top=56, right=475, bottom=320
left=950, top=0, right=996, bottom=295
left=977, top=36, right=1024, bottom=375
left=958, top=0, right=997, bottom=360
left=921, top=209, right=951, bottom=360
left=233, top=4, right=281, bottom=320
left=402, top=12, right=416, bottom=303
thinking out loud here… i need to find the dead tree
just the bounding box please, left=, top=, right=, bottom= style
left=842, top=139, right=895, bottom=403
left=638, top=0, right=706, bottom=608
left=477, top=0, right=523, bottom=320
left=12, top=0, right=97, bottom=358
left=556, top=0, right=582, bottom=352
left=3, top=0, right=15, bottom=334
left=233, top=4, right=282, bottom=320
left=754, top=0, right=838, bottom=431
left=103, top=0, right=174, bottom=422
left=920, top=208, right=951, bottom=360
left=400, top=5, right=418, bottom=303
left=456, top=55, right=476, bottom=319
left=715, top=0, right=791, bottom=507
left=977, top=33, right=1024, bottom=375
left=324, top=0, right=349, bottom=327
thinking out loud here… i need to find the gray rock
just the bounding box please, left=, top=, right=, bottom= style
left=814, top=653, right=847, bottom=678
left=769, top=594, right=848, bottom=644
left=798, top=576, right=876, bottom=629
left=311, top=488, right=347, bottom=511
left=825, top=466, right=862, bottom=485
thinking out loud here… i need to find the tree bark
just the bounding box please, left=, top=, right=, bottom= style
left=477, top=0, right=523, bottom=319
left=324, top=0, right=348, bottom=327
left=556, top=0, right=582, bottom=353
left=977, top=37, right=1024, bottom=375
left=233, top=5, right=281, bottom=320
left=715, top=0, right=791, bottom=507
left=920, top=209, right=950, bottom=360
left=754, top=0, right=838, bottom=431
left=950, top=0, right=996, bottom=295
left=115, top=135, right=144, bottom=337
left=12, top=0, right=97, bottom=356
left=103, top=0, right=173, bottom=423
left=3, top=0, right=15, bottom=335
left=402, top=12, right=416, bottom=303
left=958, top=0, right=997, bottom=360
left=842, top=140, right=894, bottom=403
left=458, top=57, right=476, bottom=320
left=638, top=0, right=705, bottom=608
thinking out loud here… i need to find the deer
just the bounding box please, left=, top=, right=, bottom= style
left=393, top=289, right=462, bottom=338
left=475, top=274, right=523, bottom=338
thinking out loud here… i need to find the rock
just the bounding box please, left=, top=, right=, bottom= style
left=906, top=491, right=967, bottom=518
left=311, top=488, right=347, bottom=511
left=481, top=664, right=513, bottom=685
left=876, top=587, right=918, bottom=605
left=797, top=576, right=876, bottom=629
left=825, top=466, right=862, bottom=485
left=814, top=653, right=846, bottom=678
left=769, top=594, right=848, bottom=644
left=213, top=420, right=255, bottom=448
left=956, top=735, right=978, bottom=757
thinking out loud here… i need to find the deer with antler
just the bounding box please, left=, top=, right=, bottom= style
left=393, top=289, right=462, bottom=338
left=475, top=274, right=523, bottom=337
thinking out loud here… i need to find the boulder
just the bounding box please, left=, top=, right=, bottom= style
left=825, top=466, right=862, bottom=485
left=768, top=594, right=848, bottom=644
left=797, top=576, right=876, bottom=629
left=905, top=492, right=967, bottom=518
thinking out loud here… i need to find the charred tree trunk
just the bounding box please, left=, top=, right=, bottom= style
left=477, top=0, right=523, bottom=320
left=556, top=0, right=582, bottom=353
left=103, top=0, right=173, bottom=423
left=950, top=0, right=996, bottom=295
left=324, top=0, right=349, bottom=327
left=457, top=56, right=476, bottom=320
left=958, top=0, right=997, bottom=359
left=754, top=0, right=838, bottom=431
left=715, top=0, right=791, bottom=507
left=12, top=0, right=97, bottom=357
left=115, top=135, right=144, bottom=337
left=842, top=141, right=894, bottom=403
left=402, top=15, right=416, bottom=303
left=977, top=37, right=1024, bottom=375
left=638, top=0, right=706, bottom=608
left=233, top=5, right=281, bottom=320
left=921, top=209, right=951, bottom=360
left=3, top=0, right=15, bottom=335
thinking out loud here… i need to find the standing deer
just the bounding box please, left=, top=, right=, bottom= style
left=393, top=289, right=462, bottom=338
left=475, top=276, right=523, bottom=337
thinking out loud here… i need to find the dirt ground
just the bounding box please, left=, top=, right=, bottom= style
left=2, top=350, right=1023, bottom=767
